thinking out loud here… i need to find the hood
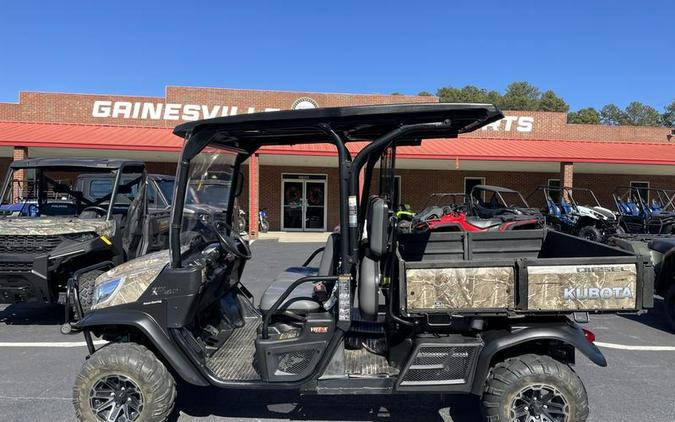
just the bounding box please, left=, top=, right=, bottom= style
left=0, top=217, right=114, bottom=236
left=92, top=249, right=170, bottom=310
left=576, top=205, right=615, bottom=221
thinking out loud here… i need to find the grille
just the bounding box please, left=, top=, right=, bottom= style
left=399, top=344, right=481, bottom=387
left=0, top=235, right=63, bottom=254
left=274, top=350, right=315, bottom=376
left=0, top=261, right=32, bottom=272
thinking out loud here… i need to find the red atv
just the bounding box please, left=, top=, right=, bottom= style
left=413, top=186, right=543, bottom=232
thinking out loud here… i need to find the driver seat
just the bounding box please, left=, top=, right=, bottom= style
left=259, top=233, right=339, bottom=313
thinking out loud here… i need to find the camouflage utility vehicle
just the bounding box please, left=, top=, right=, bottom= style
left=0, top=158, right=174, bottom=308
left=66, top=104, right=652, bottom=422
left=609, top=234, right=675, bottom=331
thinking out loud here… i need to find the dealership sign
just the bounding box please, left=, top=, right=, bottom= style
left=91, top=97, right=319, bottom=121
left=481, top=116, right=534, bottom=133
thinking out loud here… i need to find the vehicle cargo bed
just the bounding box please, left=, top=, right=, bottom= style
left=397, top=229, right=653, bottom=315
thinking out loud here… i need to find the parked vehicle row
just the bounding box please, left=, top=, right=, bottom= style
left=0, top=104, right=670, bottom=422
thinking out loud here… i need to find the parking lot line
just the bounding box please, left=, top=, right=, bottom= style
left=0, top=340, right=107, bottom=348
left=595, top=341, right=675, bottom=351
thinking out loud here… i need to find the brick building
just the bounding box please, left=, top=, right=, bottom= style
left=1, top=86, right=674, bottom=236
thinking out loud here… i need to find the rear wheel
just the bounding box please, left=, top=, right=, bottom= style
left=73, top=343, right=176, bottom=422
left=664, top=284, right=675, bottom=333
left=482, top=354, right=588, bottom=422
left=578, top=225, right=602, bottom=242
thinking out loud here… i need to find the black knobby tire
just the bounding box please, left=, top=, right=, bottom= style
left=73, top=343, right=176, bottom=422
left=77, top=270, right=104, bottom=315
left=664, top=284, right=675, bottom=333
left=578, top=225, right=602, bottom=242
left=482, top=354, right=589, bottom=422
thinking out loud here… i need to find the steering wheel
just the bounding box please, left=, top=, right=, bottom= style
left=81, top=206, right=107, bottom=217
left=214, top=222, right=252, bottom=260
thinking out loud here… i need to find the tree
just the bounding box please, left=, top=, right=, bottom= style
left=417, top=91, right=433, bottom=96
left=498, top=81, right=541, bottom=111
left=623, top=101, right=662, bottom=126
left=661, top=99, right=675, bottom=127
left=568, top=107, right=601, bottom=124
left=436, top=85, right=502, bottom=104
left=538, top=90, right=569, bottom=112
left=599, top=104, right=626, bottom=125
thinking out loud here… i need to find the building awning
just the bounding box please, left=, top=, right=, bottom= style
left=1, top=121, right=674, bottom=166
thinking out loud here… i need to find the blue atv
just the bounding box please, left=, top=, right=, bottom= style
left=530, top=186, right=621, bottom=242
left=613, top=186, right=675, bottom=234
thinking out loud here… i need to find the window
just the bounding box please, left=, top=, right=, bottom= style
left=547, top=178, right=561, bottom=202
left=464, top=177, right=485, bottom=200
left=89, top=179, right=113, bottom=200
left=630, top=181, right=650, bottom=202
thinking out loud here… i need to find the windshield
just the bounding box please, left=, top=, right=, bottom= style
left=180, top=147, right=237, bottom=245
left=0, top=167, right=140, bottom=217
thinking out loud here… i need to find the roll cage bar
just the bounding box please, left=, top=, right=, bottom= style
left=0, top=162, right=145, bottom=220
left=169, top=103, right=504, bottom=272
left=528, top=185, right=603, bottom=209
left=612, top=186, right=675, bottom=214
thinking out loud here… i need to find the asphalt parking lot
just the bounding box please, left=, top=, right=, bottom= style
left=1, top=239, right=675, bottom=422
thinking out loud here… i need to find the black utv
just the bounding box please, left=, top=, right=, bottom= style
left=0, top=158, right=173, bottom=309
left=66, top=104, right=652, bottom=422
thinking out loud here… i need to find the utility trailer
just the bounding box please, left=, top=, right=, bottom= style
left=63, top=103, right=653, bottom=422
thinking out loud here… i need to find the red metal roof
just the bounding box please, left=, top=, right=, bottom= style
left=1, top=121, right=674, bottom=166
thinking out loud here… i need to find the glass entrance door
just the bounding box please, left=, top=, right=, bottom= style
left=281, top=175, right=327, bottom=231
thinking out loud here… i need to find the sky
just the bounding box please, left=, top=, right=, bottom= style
left=0, top=0, right=673, bottom=111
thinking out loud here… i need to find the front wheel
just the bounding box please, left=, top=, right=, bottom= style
left=578, top=225, right=602, bottom=242
left=73, top=343, right=176, bottom=422
left=482, top=354, right=588, bottom=422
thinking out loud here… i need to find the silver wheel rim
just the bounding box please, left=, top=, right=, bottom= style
left=89, top=374, right=144, bottom=422
left=510, top=383, right=570, bottom=422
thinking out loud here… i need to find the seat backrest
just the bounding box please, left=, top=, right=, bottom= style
left=546, top=199, right=561, bottom=218
left=359, top=197, right=389, bottom=320
left=317, top=233, right=339, bottom=276
left=559, top=197, right=572, bottom=214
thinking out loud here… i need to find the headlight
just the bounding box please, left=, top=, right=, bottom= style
left=92, top=277, right=124, bottom=306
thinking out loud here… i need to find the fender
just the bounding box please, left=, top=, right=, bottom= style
left=470, top=322, right=606, bottom=395
left=74, top=308, right=209, bottom=386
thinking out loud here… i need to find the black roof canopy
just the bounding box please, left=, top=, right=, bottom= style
left=173, top=103, right=503, bottom=151
left=10, top=158, right=145, bottom=170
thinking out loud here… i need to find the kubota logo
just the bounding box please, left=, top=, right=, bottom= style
left=563, top=287, right=633, bottom=300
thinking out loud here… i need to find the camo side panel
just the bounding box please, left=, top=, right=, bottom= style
left=406, top=267, right=515, bottom=311
left=92, top=250, right=170, bottom=309
left=527, top=264, right=637, bottom=311
left=0, top=217, right=113, bottom=236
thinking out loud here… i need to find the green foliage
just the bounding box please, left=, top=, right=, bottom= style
left=436, top=85, right=501, bottom=104
left=567, top=107, right=600, bottom=124
left=499, top=81, right=541, bottom=111
left=417, top=91, right=433, bottom=96
left=600, top=104, right=627, bottom=125
left=539, top=90, right=569, bottom=112
left=622, top=102, right=662, bottom=127
left=433, top=81, right=670, bottom=127
left=661, top=99, right=675, bottom=127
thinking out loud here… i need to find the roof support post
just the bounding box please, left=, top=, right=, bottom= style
left=247, top=153, right=260, bottom=239
left=12, top=147, right=28, bottom=202
left=561, top=162, right=574, bottom=200
left=319, top=124, right=352, bottom=274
